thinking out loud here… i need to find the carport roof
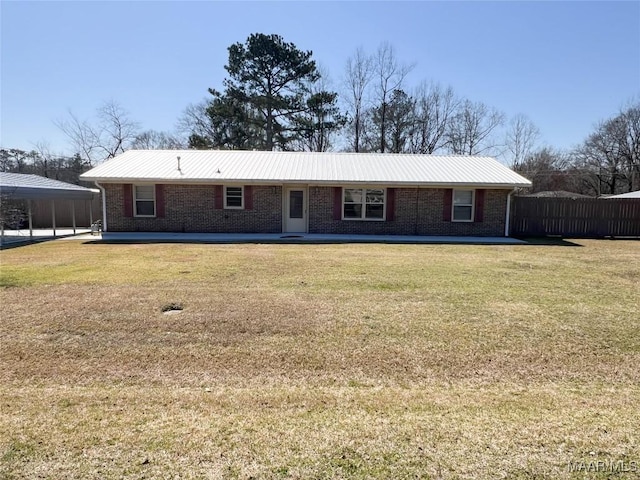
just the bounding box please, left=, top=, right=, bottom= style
left=605, top=190, right=640, bottom=199
left=0, top=172, right=99, bottom=200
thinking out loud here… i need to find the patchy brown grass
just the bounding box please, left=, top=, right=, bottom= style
left=0, top=239, right=639, bottom=478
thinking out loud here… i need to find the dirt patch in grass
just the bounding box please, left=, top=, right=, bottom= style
left=1, top=240, right=639, bottom=478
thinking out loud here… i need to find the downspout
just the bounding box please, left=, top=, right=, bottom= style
left=504, top=189, right=515, bottom=237
left=95, top=182, right=107, bottom=232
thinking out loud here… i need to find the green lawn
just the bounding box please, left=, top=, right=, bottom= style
left=1, top=239, right=639, bottom=479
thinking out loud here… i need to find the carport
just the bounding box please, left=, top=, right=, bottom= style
left=0, top=172, right=99, bottom=241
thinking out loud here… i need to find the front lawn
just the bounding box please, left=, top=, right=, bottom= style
left=1, top=239, right=638, bottom=478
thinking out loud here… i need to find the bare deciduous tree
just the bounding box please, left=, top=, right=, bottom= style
left=0, top=148, right=38, bottom=173
left=132, top=130, right=184, bottom=150
left=177, top=101, right=218, bottom=148
left=408, top=81, right=459, bottom=154
left=513, top=147, right=572, bottom=193
left=372, top=89, right=415, bottom=153
left=33, top=141, right=57, bottom=179
left=615, top=101, right=640, bottom=191
left=55, top=100, right=139, bottom=165
left=573, top=102, right=640, bottom=195
left=505, top=114, right=540, bottom=168
left=343, top=47, right=373, bottom=152
left=55, top=111, right=97, bottom=163
left=1, top=147, right=89, bottom=184
left=292, top=66, right=346, bottom=152
left=372, top=42, right=414, bottom=152
left=446, top=100, right=505, bottom=155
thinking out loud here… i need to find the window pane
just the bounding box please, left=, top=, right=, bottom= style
left=366, top=204, right=384, bottom=219
left=289, top=190, right=303, bottom=219
left=344, top=189, right=362, bottom=203
left=453, top=190, right=473, bottom=205
left=344, top=204, right=362, bottom=218
left=136, top=200, right=155, bottom=216
left=135, top=185, right=154, bottom=200
left=366, top=189, right=384, bottom=204
left=226, top=187, right=243, bottom=207
left=453, top=205, right=472, bottom=221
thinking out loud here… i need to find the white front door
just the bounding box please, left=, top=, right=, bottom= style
left=284, top=188, right=307, bottom=233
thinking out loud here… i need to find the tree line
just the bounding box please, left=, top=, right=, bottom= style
left=2, top=33, right=638, bottom=195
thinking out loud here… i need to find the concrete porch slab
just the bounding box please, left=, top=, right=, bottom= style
left=93, top=232, right=528, bottom=245
left=1, top=228, right=92, bottom=246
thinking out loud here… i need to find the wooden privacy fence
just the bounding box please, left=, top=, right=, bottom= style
left=29, top=196, right=102, bottom=228
left=510, top=197, right=640, bottom=237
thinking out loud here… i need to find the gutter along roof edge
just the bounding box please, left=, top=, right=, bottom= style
left=82, top=178, right=531, bottom=188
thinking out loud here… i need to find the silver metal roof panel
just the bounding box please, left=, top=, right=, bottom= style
left=0, top=172, right=99, bottom=200
left=80, top=150, right=532, bottom=187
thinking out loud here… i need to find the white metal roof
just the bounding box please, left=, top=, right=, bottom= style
left=0, top=172, right=99, bottom=200
left=80, top=150, right=532, bottom=188
left=605, top=190, right=640, bottom=199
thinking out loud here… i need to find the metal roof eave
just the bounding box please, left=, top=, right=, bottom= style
left=0, top=186, right=99, bottom=200
left=83, top=177, right=531, bottom=189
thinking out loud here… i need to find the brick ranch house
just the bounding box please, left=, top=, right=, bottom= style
left=80, top=150, right=531, bottom=236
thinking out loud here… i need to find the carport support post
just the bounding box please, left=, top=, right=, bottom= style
left=28, top=199, right=33, bottom=240
left=51, top=201, right=56, bottom=238
left=89, top=199, right=93, bottom=226
left=72, top=201, right=76, bottom=234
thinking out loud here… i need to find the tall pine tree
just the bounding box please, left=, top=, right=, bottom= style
left=190, top=33, right=343, bottom=151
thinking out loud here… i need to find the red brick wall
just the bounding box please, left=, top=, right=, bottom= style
left=105, top=184, right=282, bottom=233
left=308, top=186, right=420, bottom=235
left=104, top=183, right=509, bottom=236
left=308, top=187, right=508, bottom=236
left=415, top=188, right=509, bottom=236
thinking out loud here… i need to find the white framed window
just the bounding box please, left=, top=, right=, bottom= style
left=452, top=189, right=474, bottom=222
left=134, top=185, right=155, bottom=217
left=224, top=186, right=244, bottom=209
left=343, top=188, right=385, bottom=220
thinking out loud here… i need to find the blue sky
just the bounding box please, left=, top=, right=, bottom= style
left=1, top=1, right=639, bottom=157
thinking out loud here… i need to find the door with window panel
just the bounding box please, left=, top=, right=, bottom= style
left=285, top=188, right=307, bottom=232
